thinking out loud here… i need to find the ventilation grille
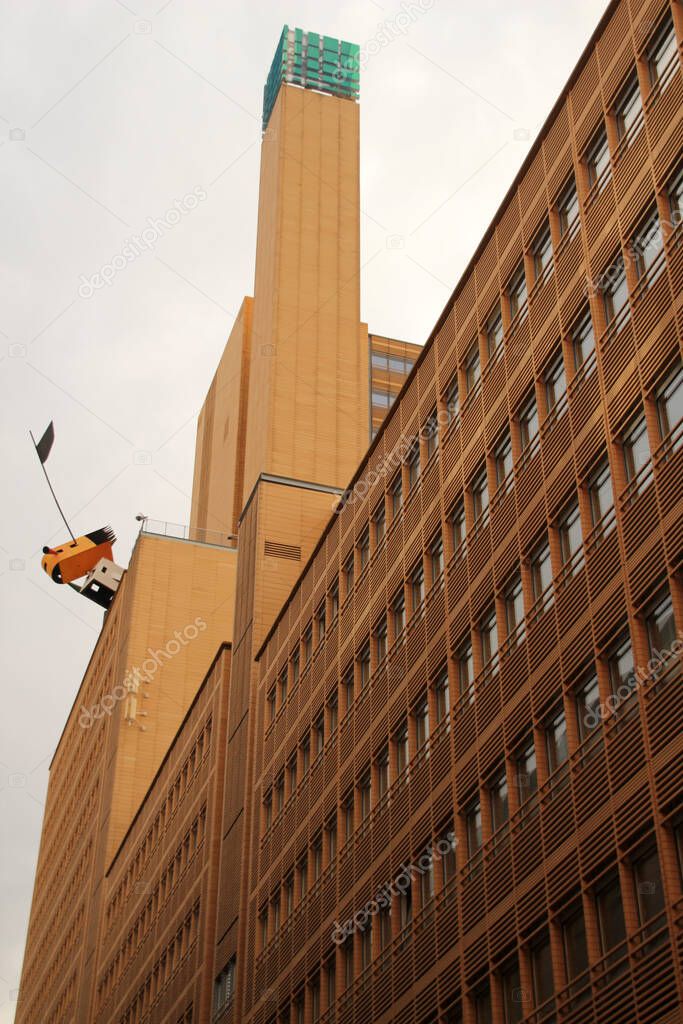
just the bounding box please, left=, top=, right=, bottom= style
left=264, top=540, right=301, bottom=561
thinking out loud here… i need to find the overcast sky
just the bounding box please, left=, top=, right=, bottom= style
left=0, top=0, right=607, bottom=1017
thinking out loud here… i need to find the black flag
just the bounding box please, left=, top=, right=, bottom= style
left=35, top=421, right=55, bottom=464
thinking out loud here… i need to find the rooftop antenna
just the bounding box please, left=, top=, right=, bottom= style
left=29, top=421, right=76, bottom=542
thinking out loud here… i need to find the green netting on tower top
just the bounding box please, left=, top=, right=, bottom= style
left=262, top=26, right=360, bottom=132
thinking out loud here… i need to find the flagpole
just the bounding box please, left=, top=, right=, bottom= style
left=30, top=431, right=76, bottom=541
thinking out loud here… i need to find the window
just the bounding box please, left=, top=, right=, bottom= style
left=301, top=735, right=311, bottom=774
left=439, top=826, right=457, bottom=884
left=479, top=608, right=498, bottom=672
left=607, top=634, right=636, bottom=695
left=474, top=985, right=492, bottom=1024
left=530, top=539, right=552, bottom=607
left=532, top=221, right=553, bottom=282
left=544, top=353, right=567, bottom=417
left=375, top=616, right=388, bottom=664
left=259, top=908, right=268, bottom=949
left=414, top=699, right=430, bottom=749
left=633, top=847, right=665, bottom=925
left=558, top=501, right=582, bottom=571
left=313, top=713, right=325, bottom=756
left=596, top=875, right=627, bottom=956
left=377, top=745, right=390, bottom=798
left=344, top=551, right=354, bottom=596
left=343, top=793, right=354, bottom=841
left=517, top=741, right=538, bottom=804
left=358, top=642, right=371, bottom=690
left=471, top=468, right=489, bottom=527
left=392, top=589, right=406, bottom=639
left=279, top=666, right=288, bottom=705
left=275, top=771, right=285, bottom=813
left=371, top=388, right=391, bottom=408
left=424, top=410, right=439, bottom=459
left=585, top=126, right=610, bottom=191
left=373, top=502, right=386, bottom=547
left=267, top=687, right=276, bottom=724
left=391, top=472, right=403, bottom=518
left=214, top=958, right=236, bottom=1012
left=264, top=790, right=272, bottom=830
left=531, top=934, right=555, bottom=1010
left=489, top=771, right=509, bottom=832
left=330, top=578, right=339, bottom=622
left=419, top=846, right=435, bottom=906
left=399, top=879, right=412, bottom=931
left=303, top=624, right=313, bottom=665
left=602, top=257, right=629, bottom=325
left=645, top=590, right=676, bottom=657
left=407, top=443, right=421, bottom=491
left=411, top=562, right=425, bottom=614
left=457, top=641, right=474, bottom=702
left=358, top=526, right=370, bottom=573
left=361, top=920, right=372, bottom=969
left=310, top=977, right=320, bottom=1023
left=668, top=165, right=683, bottom=226
left=655, top=361, right=683, bottom=443
left=494, top=431, right=513, bottom=491
left=546, top=709, right=568, bottom=772
left=430, top=534, right=444, bottom=586
left=327, top=815, right=337, bottom=861
left=507, top=265, right=527, bottom=324
left=647, top=15, right=678, bottom=90
left=342, top=937, right=354, bottom=989
left=615, top=72, right=642, bottom=145
left=285, top=872, right=294, bottom=915
left=518, top=393, right=539, bottom=453
left=434, top=667, right=450, bottom=723
left=371, top=350, right=388, bottom=371
left=562, top=908, right=589, bottom=985
left=395, top=721, right=409, bottom=776
left=622, top=414, right=650, bottom=486
left=288, top=755, right=297, bottom=794
left=571, top=309, right=595, bottom=371
left=316, top=602, right=326, bottom=643
left=465, top=342, right=481, bottom=395
left=575, top=673, right=601, bottom=743
left=446, top=377, right=460, bottom=424
left=326, top=960, right=336, bottom=1009
left=379, top=901, right=392, bottom=950
left=343, top=665, right=354, bottom=713
left=633, top=207, right=664, bottom=285
left=557, top=176, right=580, bottom=240
left=272, top=893, right=281, bottom=932
left=486, top=303, right=504, bottom=357
left=504, top=573, right=525, bottom=642
left=465, top=799, right=482, bottom=857
left=450, top=500, right=466, bottom=556
left=588, top=459, right=613, bottom=530
left=501, top=960, right=523, bottom=1024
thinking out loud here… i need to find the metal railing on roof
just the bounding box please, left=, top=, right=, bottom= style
left=140, top=518, right=237, bottom=549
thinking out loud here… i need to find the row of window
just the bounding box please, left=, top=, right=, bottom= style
left=370, top=350, right=415, bottom=375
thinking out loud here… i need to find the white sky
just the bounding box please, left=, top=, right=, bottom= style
left=0, top=0, right=607, bottom=1017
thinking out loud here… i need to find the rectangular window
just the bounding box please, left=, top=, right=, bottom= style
left=327, top=815, right=337, bottom=861
left=532, top=221, right=553, bottom=282
left=602, top=257, right=629, bottom=325
left=546, top=709, right=569, bottom=772
left=480, top=608, right=498, bottom=672
left=475, top=985, right=492, bottom=1024
left=424, top=410, right=439, bottom=460
left=371, top=388, right=391, bottom=408
left=419, top=846, right=435, bottom=906
left=440, top=827, right=457, bottom=884
left=379, top=902, right=392, bottom=950
left=450, top=500, right=466, bottom=556
left=344, top=551, right=354, bottom=596
left=343, top=794, right=354, bottom=842
left=531, top=934, right=555, bottom=1010
left=648, top=15, right=678, bottom=90
left=504, top=573, right=525, bottom=642
left=316, top=602, right=326, bottom=643
left=545, top=353, right=567, bottom=416
left=446, top=377, right=460, bottom=424
left=607, top=633, right=636, bottom=695
left=557, top=176, right=580, bottom=240
left=313, top=712, right=325, bottom=756
left=267, top=687, right=276, bottom=723
left=391, top=472, right=403, bottom=518
left=575, top=673, right=601, bottom=743
left=615, top=72, right=642, bottom=145
left=465, top=343, right=481, bottom=395
left=434, top=667, right=450, bottom=723
left=633, top=207, right=664, bottom=285
left=288, top=756, right=297, bottom=794
left=303, top=624, right=313, bottom=665
left=361, top=921, right=372, bottom=970
left=471, top=468, right=489, bottom=527
left=562, top=908, right=589, bottom=984
left=519, top=393, right=539, bottom=453
left=656, top=361, right=683, bottom=443
left=376, top=745, right=390, bottom=798
left=343, top=665, right=354, bottom=713
left=588, top=459, right=613, bottom=531
left=586, top=126, right=610, bottom=191
left=358, top=526, right=370, bottom=573
left=634, top=847, right=665, bottom=925
left=501, top=960, right=523, bottom=1024
left=559, top=501, right=582, bottom=571
left=358, top=642, right=371, bottom=690
left=486, top=303, right=504, bottom=357
left=530, top=539, right=552, bottom=606
left=292, top=648, right=300, bottom=684
left=517, top=741, right=538, bottom=805
left=507, top=265, right=528, bottom=324
left=494, top=431, right=513, bottom=491
left=330, top=578, right=339, bottom=621
left=596, top=876, right=627, bottom=956
left=466, top=799, right=482, bottom=857
left=407, top=443, right=421, bottom=491
left=622, top=414, right=650, bottom=486
left=646, top=590, right=676, bottom=658
left=358, top=771, right=371, bottom=821
left=279, top=667, right=288, bottom=704
left=375, top=616, right=388, bottom=664
left=395, top=722, right=409, bottom=776
left=275, top=772, right=285, bottom=813
left=572, top=309, right=595, bottom=371
left=414, top=699, right=430, bottom=749
left=392, top=589, right=406, bottom=640
left=373, top=502, right=386, bottom=547
left=430, top=534, right=444, bottom=586
left=458, top=641, right=474, bottom=703
left=489, top=771, right=509, bottom=832
left=411, top=562, right=425, bottom=614
left=668, top=165, right=683, bottom=226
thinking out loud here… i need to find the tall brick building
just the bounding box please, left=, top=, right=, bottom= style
left=16, top=5, right=683, bottom=1023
